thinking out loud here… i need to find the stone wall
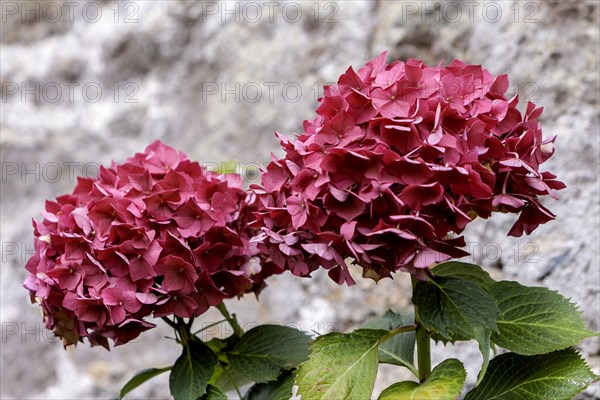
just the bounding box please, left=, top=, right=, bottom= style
left=1, top=1, right=598, bottom=398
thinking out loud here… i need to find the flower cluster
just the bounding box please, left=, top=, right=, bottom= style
left=24, top=141, right=277, bottom=348
left=252, top=53, right=565, bottom=285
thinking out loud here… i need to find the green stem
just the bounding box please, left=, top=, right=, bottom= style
left=412, top=276, right=431, bottom=382
left=176, top=317, right=191, bottom=347
left=161, top=316, right=178, bottom=329
left=380, top=324, right=418, bottom=343
left=380, top=322, right=420, bottom=377
left=216, top=302, right=244, bottom=337
left=415, top=320, right=431, bottom=382
left=185, top=316, right=195, bottom=330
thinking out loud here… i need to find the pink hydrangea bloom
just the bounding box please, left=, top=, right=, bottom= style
left=24, top=141, right=279, bottom=348
left=252, top=53, right=565, bottom=285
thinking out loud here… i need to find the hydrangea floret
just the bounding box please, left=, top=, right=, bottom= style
left=252, top=52, right=565, bottom=284
left=24, top=141, right=277, bottom=348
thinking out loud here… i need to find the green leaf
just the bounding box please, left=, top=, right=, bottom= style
left=464, top=348, right=598, bottom=400
left=202, top=384, right=228, bottom=400
left=295, top=329, right=387, bottom=400
left=228, top=325, right=311, bottom=383
left=362, top=310, right=417, bottom=374
left=489, top=280, right=597, bottom=355
left=432, top=261, right=496, bottom=290
left=430, top=330, right=470, bottom=344
left=119, top=366, right=172, bottom=399
left=378, top=358, right=466, bottom=400
left=413, top=277, right=500, bottom=340
left=205, top=337, right=229, bottom=355
left=243, top=370, right=295, bottom=400
left=413, top=276, right=500, bottom=381
left=169, top=340, right=219, bottom=400
left=475, top=331, right=492, bottom=384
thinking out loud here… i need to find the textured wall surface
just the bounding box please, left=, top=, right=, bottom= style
left=1, top=1, right=598, bottom=398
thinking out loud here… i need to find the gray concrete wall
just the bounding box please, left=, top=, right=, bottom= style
left=1, top=1, right=598, bottom=398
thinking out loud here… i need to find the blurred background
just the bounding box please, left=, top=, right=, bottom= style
left=1, top=0, right=598, bottom=398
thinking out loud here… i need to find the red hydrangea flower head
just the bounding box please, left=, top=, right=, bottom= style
left=252, top=53, right=565, bottom=285
left=24, top=141, right=278, bottom=348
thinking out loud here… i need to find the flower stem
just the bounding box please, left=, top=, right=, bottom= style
left=216, top=302, right=244, bottom=337
left=176, top=317, right=191, bottom=347
left=161, top=316, right=178, bottom=329
left=185, top=316, right=195, bottom=330
left=415, top=320, right=431, bottom=382
left=412, top=276, right=431, bottom=382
